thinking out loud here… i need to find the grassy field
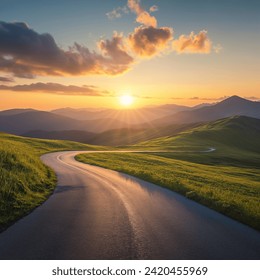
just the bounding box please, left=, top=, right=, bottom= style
left=77, top=116, right=260, bottom=230
left=1, top=116, right=260, bottom=232
left=0, top=132, right=104, bottom=232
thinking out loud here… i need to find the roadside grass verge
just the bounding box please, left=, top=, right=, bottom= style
left=0, top=132, right=105, bottom=232
left=77, top=117, right=260, bottom=230
left=76, top=151, right=260, bottom=231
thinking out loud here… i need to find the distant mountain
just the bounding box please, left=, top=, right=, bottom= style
left=2, top=96, right=259, bottom=143
left=192, top=103, right=213, bottom=109
left=0, top=108, right=35, bottom=116
left=51, top=108, right=107, bottom=120
left=149, top=104, right=190, bottom=112
left=51, top=104, right=191, bottom=124
left=0, top=110, right=128, bottom=134
left=153, top=96, right=260, bottom=125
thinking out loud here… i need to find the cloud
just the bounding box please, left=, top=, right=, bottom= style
left=128, top=26, right=173, bottom=57
left=188, top=96, right=228, bottom=101
left=128, top=0, right=157, bottom=27
left=131, top=94, right=155, bottom=99
left=149, top=5, right=158, bottom=13
left=0, top=76, right=14, bottom=82
left=172, top=30, right=212, bottom=54
left=170, top=96, right=228, bottom=101
left=0, top=1, right=215, bottom=80
left=189, top=96, right=260, bottom=102
left=127, top=1, right=211, bottom=58
left=247, top=96, right=260, bottom=101
left=106, top=6, right=129, bottom=20
left=127, top=1, right=173, bottom=57
left=0, top=21, right=134, bottom=78
left=188, top=96, right=220, bottom=101
left=98, top=32, right=134, bottom=70
left=0, top=82, right=110, bottom=96
left=170, top=97, right=185, bottom=100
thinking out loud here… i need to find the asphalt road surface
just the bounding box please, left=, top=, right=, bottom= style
left=0, top=151, right=259, bottom=260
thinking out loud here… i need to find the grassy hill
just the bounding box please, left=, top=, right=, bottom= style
left=77, top=116, right=260, bottom=230
left=0, top=132, right=104, bottom=232
left=1, top=116, right=260, bottom=231
left=22, top=129, right=97, bottom=144
left=135, top=116, right=260, bottom=167
left=139, top=116, right=260, bottom=148
left=91, top=122, right=200, bottom=146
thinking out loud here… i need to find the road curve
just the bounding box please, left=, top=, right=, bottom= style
left=0, top=151, right=259, bottom=260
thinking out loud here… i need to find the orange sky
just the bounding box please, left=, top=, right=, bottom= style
left=0, top=0, right=259, bottom=110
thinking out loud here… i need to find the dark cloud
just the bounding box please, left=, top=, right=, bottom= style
left=0, top=1, right=214, bottom=80
left=0, top=76, right=14, bottom=82
left=128, top=26, right=173, bottom=57
left=98, top=32, right=134, bottom=74
left=0, top=82, right=110, bottom=96
left=0, top=21, right=134, bottom=78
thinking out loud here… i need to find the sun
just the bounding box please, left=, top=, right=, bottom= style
left=119, top=94, right=134, bottom=107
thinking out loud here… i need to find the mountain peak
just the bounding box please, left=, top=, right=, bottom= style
left=224, top=95, right=247, bottom=101
left=218, top=95, right=253, bottom=106
left=229, top=95, right=243, bottom=99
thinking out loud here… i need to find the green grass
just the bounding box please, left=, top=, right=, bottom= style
left=0, top=132, right=105, bottom=232
left=77, top=116, right=260, bottom=230
left=1, top=116, right=260, bottom=232
left=76, top=152, right=260, bottom=230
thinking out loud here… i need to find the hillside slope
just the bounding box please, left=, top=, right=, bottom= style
left=91, top=123, right=201, bottom=146
left=140, top=116, right=260, bottom=153
left=22, top=130, right=97, bottom=143
left=77, top=116, right=260, bottom=230
left=0, top=133, right=104, bottom=232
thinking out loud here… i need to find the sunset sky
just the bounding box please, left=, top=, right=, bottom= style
left=0, top=0, right=259, bottom=109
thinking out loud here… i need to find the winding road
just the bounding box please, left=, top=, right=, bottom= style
left=0, top=151, right=259, bottom=259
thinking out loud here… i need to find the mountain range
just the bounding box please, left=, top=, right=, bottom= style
left=51, top=104, right=191, bottom=123
left=153, top=95, right=260, bottom=125
left=0, top=110, right=128, bottom=134
left=0, top=95, right=259, bottom=145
